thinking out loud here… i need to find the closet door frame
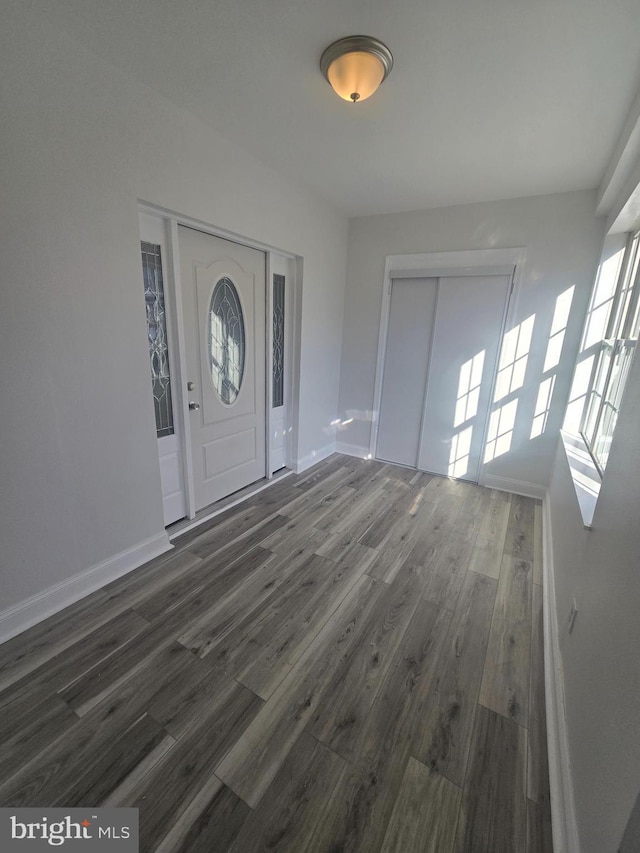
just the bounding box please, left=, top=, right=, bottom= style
left=371, top=248, right=526, bottom=486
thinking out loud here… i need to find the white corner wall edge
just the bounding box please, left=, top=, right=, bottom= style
left=295, top=442, right=336, bottom=474
left=0, top=532, right=172, bottom=646
left=542, top=493, right=581, bottom=853
left=335, top=441, right=371, bottom=459
left=482, top=473, right=546, bottom=500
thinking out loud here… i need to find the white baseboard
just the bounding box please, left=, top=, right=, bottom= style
left=335, top=441, right=372, bottom=459
left=482, top=473, right=546, bottom=500
left=0, top=532, right=172, bottom=646
left=542, top=495, right=581, bottom=853
left=294, top=442, right=336, bottom=474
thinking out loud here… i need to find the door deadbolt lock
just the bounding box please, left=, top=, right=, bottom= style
left=187, top=381, right=195, bottom=391
left=188, top=401, right=200, bottom=411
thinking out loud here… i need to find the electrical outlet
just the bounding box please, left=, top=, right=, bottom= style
left=568, top=597, right=578, bottom=634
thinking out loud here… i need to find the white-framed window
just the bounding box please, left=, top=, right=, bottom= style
left=580, top=231, right=640, bottom=473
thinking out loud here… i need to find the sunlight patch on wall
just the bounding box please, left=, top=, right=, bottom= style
left=530, top=376, right=556, bottom=439
left=484, top=399, right=518, bottom=462
left=494, top=315, right=535, bottom=402
left=448, top=425, right=473, bottom=478
left=543, top=286, right=574, bottom=371
left=454, top=351, right=485, bottom=427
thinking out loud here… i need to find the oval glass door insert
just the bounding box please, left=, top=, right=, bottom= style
left=208, top=276, right=246, bottom=404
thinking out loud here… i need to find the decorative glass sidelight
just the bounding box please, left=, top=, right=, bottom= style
left=209, top=277, right=246, bottom=404
left=273, top=274, right=285, bottom=408
left=141, top=241, right=174, bottom=438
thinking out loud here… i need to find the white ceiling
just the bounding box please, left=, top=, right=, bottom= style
left=36, top=0, right=640, bottom=217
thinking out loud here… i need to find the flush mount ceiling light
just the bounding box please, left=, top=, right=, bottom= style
left=320, top=36, right=393, bottom=103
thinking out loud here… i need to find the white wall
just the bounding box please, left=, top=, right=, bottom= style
left=548, top=349, right=640, bottom=853
left=0, top=6, right=347, bottom=621
left=338, top=192, right=604, bottom=489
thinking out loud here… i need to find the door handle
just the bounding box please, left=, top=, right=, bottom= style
left=188, top=401, right=200, bottom=411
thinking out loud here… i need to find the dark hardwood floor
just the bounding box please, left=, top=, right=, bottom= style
left=0, top=454, right=553, bottom=852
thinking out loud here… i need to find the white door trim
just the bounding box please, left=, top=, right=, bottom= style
left=138, top=202, right=300, bottom=520
left=268, top=253, right=295, bottom=475
left=166, top=218, right=196, bottom=518
left=266, top=253, right=274, bottom=480
left=371, top=248, right=527, bottom=480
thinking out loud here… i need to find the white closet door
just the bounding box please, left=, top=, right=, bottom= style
left=376, top=278, right=438, bottom=467
left=418, top=274, right=511, bottom=482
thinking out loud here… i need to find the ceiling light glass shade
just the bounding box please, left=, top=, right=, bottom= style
left=321, top=36, right=393, bottom=103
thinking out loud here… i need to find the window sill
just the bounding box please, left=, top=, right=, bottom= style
left=560, top=431, right=600, bottom=529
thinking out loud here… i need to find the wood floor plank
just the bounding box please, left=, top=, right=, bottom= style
left=421, top=531, right=478, bottom=610
left=307, top=564, right=424, bottom=761
left=479, top=554, right=532, bottom=726
left=54, top=713, right=174, bottom=807
left=339, top=457, right=388, bottom=489
left=378, top=757, right=462, bottom=853
left=292, top=454, right=348, bottom=489
left=293, top=483, right=359, bottom=530
left=526, top=798, right=554, bottom=853
left=379, top=464, right=431, bottom=485
left=404, top=481, right=465, bottom=568
left=302, top=599, right=450, bottom=853
left=358, top=483, right=428, bottom=562
left=112, top=680, right=262, bottom=850
left=503, top=494, right=536, bottom=561
left=146, top=652, right=233, bottom=741
left=0, top=590, right=109, bottom=693
left=456, top=705, right=527, bottom=853
left=467, top=489, right=511, bottom=579
left=0, top=608, right=150, bottom=715
left=0, top=642, right=211, bottom=803
left=235, top=552, right=372, bottom=700
left=357, top=481, right=420, bottom=549
left=528, top=583, right=550, bottom=806
left=454, top=479, right=490, bottom=519
left=533, top=501, right=543, bottom=586
left=277, top=467, right=354, bottom=519
left=64, top=588, right=250, bottom=722
left=134, top=544, right=274, bottom=624
left=242, top=474, right=300, bottom=509
left=215, top=574, right=386, bottom=808
left=323, top=478, right=395, bottom=539
left=314, top=529, right=378, bottom=567
left=227, top=732, right=346, bottom=853
left=261, top=513, right=332, bottom=556
left=98, top=549, right=204, bottom=614
left=171, top=502, right=273, bottom=554
left=176, top=548, right=320, bottom=662
left=411, top=570, right=497, bottom=787
left=186, top=545, right=329, bottom=676
left=186, top=513, right=288, bottom=561
left=301, top=757, right=407, bottom=853
left=156, top=779, right=250, bottom=853
left=365, top=548, right=414, bottom=584
left=0, top=694, right=78, bottom=782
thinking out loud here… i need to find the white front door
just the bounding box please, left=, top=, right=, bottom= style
left=179, top=225, right=266, bottom=510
